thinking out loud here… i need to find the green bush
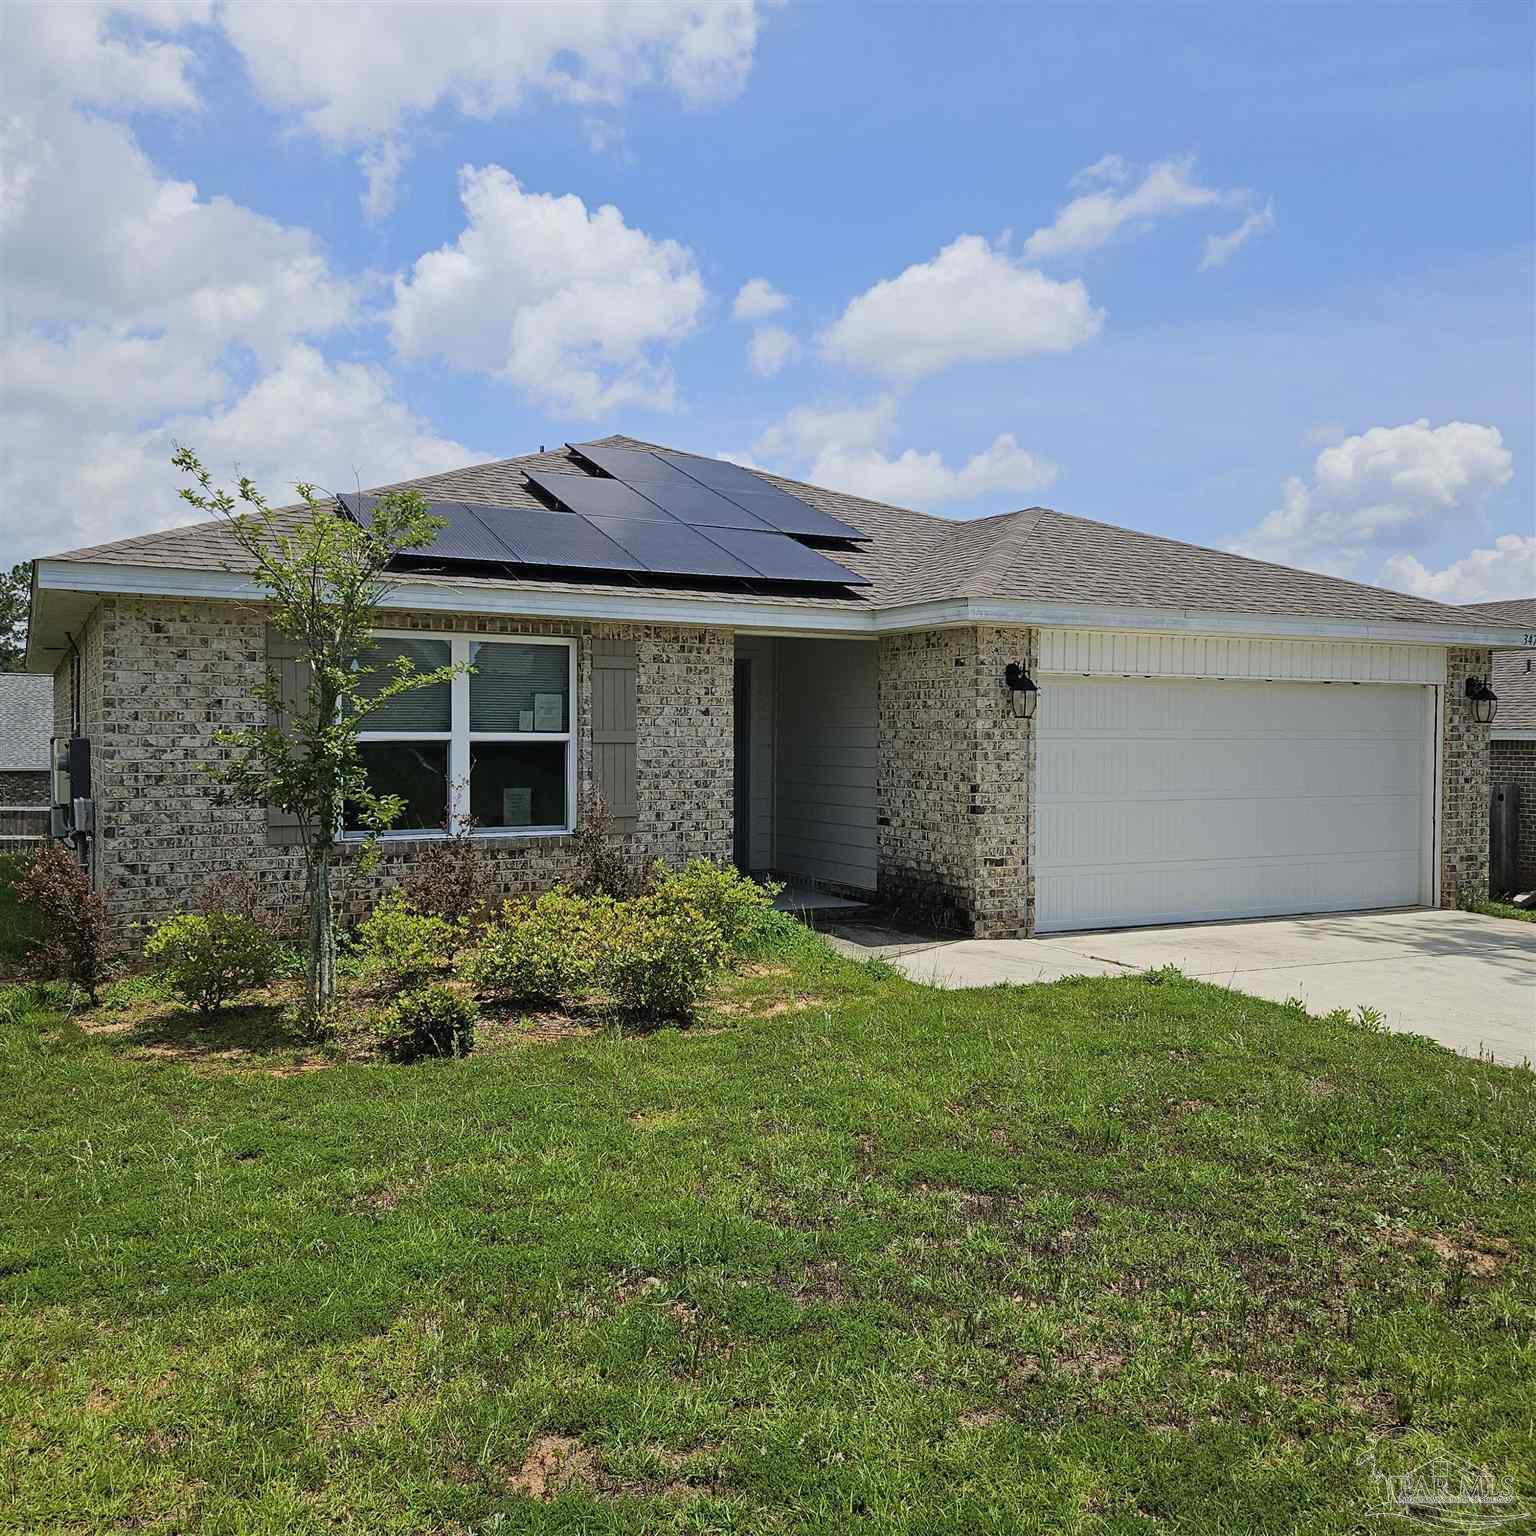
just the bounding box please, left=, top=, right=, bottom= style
left=0, top=853, right=42, bottom=971
left=355, top=889, right=457, bottom=992
left=459, top=887, right=613, bottom=1005
left=599, top=892, right=725, bottom=1021
left=372, top=984, right=476, bottom=1062
left=144, top=911, right=279, bottom=1018
left=650, top=860, right=778, bottom=952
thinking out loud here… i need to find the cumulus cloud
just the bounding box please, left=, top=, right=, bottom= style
left=0, top=9, right=478, bottom=565
left=746, top=324, right=801, bottom=377
left=390, top=165, right=705, bottom=415
left=754, top=398, right=1057, bottom=508
left=1382, top=536, right=1536, bottom=606
left=1024, top=154, right=1262, bottom=263
left=1230, top=419, right=1515, bottom=580
left=732, top=277, right=789, bottom=321
left=1200, top=202, right=1275, bottom=271
left=820, top=235, right=1102, bottom=383
left=217, top=0, right=761, bottom=213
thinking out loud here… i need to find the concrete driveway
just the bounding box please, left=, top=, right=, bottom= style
left=878, top=908, right=1535, bottom=1068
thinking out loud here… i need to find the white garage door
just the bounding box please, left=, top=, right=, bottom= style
left=1034, top=677, right=1432, bottom=933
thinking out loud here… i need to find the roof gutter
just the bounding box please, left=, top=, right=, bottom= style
left=24, top=557, right=1534, bottom=665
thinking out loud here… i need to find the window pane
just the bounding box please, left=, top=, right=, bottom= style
left=355, top=637, right=450, bottom=731
left=470, top=742, right=567, bottom=829
left=469, top=641, right=569, bottom=733
left=346, top=741, right=449, bottom=832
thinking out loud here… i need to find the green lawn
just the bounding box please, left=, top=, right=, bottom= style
left=3, top=933, right=1533, bottom=1534
left=1470, top=896, right=1536, bottom=923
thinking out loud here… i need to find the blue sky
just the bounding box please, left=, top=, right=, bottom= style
left=3, top=1, right=1531, bottom=600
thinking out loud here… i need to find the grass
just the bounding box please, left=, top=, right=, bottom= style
left=1468, top=896, right=1536, bottom=923
left=2, top=926, right=1533, bottom=1534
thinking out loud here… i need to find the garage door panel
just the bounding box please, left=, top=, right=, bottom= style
left=1034, top=678, right=1429, bottom=932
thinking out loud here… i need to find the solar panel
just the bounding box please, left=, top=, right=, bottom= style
left=568, top=443, right=678, bottom=483
left=558, top=450, right=776, bottom=531
left=585, top=515, right=759, bottom=580
left=700, top=527, right=872, bottom=586
left=478, top=506, right=645, bottom=572
left=655, top=451, right=871, bottom=542
left=341, top=492, right=523, bottom=563
left=525, top=470, right=685, bottom=523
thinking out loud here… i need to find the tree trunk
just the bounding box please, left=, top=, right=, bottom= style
left=307, top=853, right=337, bottom=1016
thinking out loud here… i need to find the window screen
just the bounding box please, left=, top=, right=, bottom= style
left=354, top=637, right=451, bottom=731
left=469, top=640, right=569, bottom=733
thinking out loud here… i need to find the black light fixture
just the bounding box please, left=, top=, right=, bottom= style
left=1004, top=662, right=1038, bottom=720
left=1465, top=676, right=1499, bottom=725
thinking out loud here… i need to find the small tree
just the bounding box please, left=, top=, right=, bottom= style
left=0, top=561, right=30, bottom=672
left=172, top=446, right=453, bottom=1017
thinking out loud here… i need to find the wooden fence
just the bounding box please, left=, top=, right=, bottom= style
left=0, top=805, right=48, bottom=857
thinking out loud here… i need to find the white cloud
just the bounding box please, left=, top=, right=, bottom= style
left=3, top=344, right=483, bottom=563
left=217, top=0, right=761, bottom=212
left=1382, top=536, right=1536, bottom=606
left=0, top=12, right=473, bottom=565
left=733, top=277, right=789, bottom=321
left=820, top=235, right=1103, bottom=383
left=1023, top=154, right=1241, bottom=261
left=1231, top=419, right=1515, bottom=578
left=747, top=324, right=800, bottom=377
left=1070, top=153, right=1130, bottom=191
left=1199, top=202, right=1275, bottom=270
left=390, top=165, right=705, bottom=415
left=5, top=1, right=209, bottom=114
left=754, top=398, right=1057, bottom=508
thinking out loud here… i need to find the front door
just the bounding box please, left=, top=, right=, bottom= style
left=733, top=659, right=751, bottom=872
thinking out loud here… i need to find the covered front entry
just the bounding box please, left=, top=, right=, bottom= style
left=1034, top=676, right=1434, bottom=933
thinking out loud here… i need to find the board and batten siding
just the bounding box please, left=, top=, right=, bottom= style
left=733, top=637, right=776, bottom=870
left=772, top=638, right=879, bottom=893
left=1039, top=628, right=1447, bottom=685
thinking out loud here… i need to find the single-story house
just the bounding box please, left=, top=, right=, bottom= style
left=22, top=435, right=1528, bottom=943
left=1461, top=596, right=1536, bottom=892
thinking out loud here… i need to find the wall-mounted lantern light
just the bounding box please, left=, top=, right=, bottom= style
left=1465, top=676, right=1499, bottom=725
left=1004, top=662, right=1038, bottom=720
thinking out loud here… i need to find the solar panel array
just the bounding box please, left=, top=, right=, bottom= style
left=339, top=447, right=872, bottom=588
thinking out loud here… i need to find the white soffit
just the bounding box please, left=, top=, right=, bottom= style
left=1038, top=627, right=1447, bottom=685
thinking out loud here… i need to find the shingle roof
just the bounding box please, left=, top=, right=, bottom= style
left=1462, top=598, right=1536, bottom=730
left=0, top=673, right=52, bottom=771
left=38, top=434, right=1516, bottom=629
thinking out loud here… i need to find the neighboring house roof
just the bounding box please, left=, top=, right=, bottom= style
left=1461, top=597, right=1536, bottom=732
left=27, top=435, right=1531, bottom=666
left=0, top=673, right=52, bottom=771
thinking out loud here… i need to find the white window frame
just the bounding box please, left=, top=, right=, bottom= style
left=351, top=630, right=577, bottom=841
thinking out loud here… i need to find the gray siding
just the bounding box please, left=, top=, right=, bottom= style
left=773, top=638, right=878, bottom=892
left=734, top=637, right=776, bottom=870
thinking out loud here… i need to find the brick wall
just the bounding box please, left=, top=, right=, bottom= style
left=878, top=625, right=1035, bottom=937
left=1490, top=738, right=1536, bottom=892
left=1441, top=647, right=1493, bottom=907
left=57, top=596, right=733, bottom=944
left=0, top=771, right=48, bottom=805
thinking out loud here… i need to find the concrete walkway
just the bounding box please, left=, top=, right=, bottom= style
left=849, top=909, right=1535, bottom=1068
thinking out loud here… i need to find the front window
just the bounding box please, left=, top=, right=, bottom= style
left=349, top=633, right=575, bottom=837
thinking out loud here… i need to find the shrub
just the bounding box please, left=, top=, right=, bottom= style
left=144, top=910, right=279, bottom=1018
left=401, top=821, right=502, bottom=931
left=355, top=889, right=457, bottom=992
left=372, top=983, right=476, bottom=1062
left=0, top=852, right=43, bottom=971
left=569, top=787, right=647, bottom=898
left=650, top=860, right=778, bottom=952
left=460, top=887, right=613, bottom=1004
left=15, top=842, right=107, bottom=1001
left=599, top=892, right=725, bottom=1021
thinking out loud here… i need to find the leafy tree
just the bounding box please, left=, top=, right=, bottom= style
left=0, top=562, right=31, bottom=671
left=172, top=446, right=451, bottom=1017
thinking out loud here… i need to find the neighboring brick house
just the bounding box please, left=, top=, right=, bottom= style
left=0, top=672, right=51, bottom=806
left=1461, top=597, right=1536, bottom=893
left=23, top=434, right=1528, bottom=945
